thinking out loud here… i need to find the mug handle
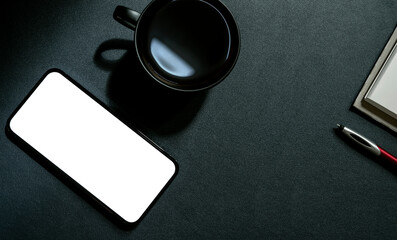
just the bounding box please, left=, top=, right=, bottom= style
left=113, top=6, right=141, bottom=30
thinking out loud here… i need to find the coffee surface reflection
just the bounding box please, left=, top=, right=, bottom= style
left=150, top=38, right=195, bottom=78
left=140, top=0, right=231, bottom=82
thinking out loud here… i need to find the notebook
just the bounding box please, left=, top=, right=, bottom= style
left=364, top=42, right=397, bottom=120
left=353, top=26, right=397, bottom=133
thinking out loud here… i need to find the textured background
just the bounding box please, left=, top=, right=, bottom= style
left=1, top=0, right=397, bottom=239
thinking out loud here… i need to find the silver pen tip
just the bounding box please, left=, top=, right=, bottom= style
left=336, top=124, right=345, bottom=130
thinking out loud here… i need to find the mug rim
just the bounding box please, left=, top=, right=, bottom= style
left=134, top=0, right=240, bottom=92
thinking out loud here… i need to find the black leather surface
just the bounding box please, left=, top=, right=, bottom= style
left=1, top=0, right=397, bottom=239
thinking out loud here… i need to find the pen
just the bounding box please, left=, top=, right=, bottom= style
left=336, top=124, right=397, bottom=164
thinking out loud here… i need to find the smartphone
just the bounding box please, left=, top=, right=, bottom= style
left=6, top=69, right=177, bottom=226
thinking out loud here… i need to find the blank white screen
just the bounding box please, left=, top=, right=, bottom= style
left=9, top=71, right=176, bottom=223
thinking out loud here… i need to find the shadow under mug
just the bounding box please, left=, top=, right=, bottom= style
left=113, top=0, right=240, bottom=92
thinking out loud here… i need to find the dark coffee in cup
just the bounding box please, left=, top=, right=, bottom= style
left=114, top=0, right=240, bottom=91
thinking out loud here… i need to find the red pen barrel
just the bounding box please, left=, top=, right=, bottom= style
left=379, top=147, right=397, bottom=164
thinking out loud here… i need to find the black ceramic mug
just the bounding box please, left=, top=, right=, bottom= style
left=113, top=0, right=240, bottom=92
